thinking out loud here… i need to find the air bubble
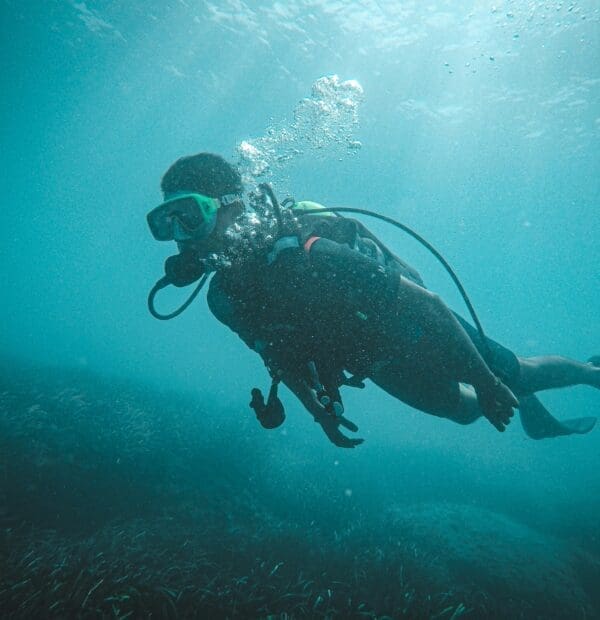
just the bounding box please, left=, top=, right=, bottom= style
left=236, top=75, right=365, bottom=187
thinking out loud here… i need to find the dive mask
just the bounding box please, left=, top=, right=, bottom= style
left=147, top=192, right=242, bottom=242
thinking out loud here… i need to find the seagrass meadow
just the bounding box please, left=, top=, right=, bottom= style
left=1, top=359, right=598, bottom=618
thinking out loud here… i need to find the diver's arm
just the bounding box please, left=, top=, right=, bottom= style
left=206, top=274, right=264, bottom=351
left=256, top=345, right=364, bottom=448
left=397, top=278, right=517, bottom=430
left=308, top=237, right=518, bottom=431
left=207, top=275, right=364, bottom=444
left=399, top=278, right=496, bottom=386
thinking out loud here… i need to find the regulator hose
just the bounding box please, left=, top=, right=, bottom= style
left=147, top=273, right=209, bottom=321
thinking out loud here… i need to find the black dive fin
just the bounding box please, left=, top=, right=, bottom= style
left=519, top=395, right=596, bottom=439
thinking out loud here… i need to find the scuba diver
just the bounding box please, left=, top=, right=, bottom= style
left=147, top=152, right=599, bottom=448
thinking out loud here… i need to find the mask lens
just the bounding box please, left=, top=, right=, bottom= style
left=147, top=195, right=218, bottom=241
left=170, top=197, right=203, bottom=232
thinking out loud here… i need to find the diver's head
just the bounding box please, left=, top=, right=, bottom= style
left=161, top=152, right=242, bottom=200
left=153, top=153, right=245, bottom=249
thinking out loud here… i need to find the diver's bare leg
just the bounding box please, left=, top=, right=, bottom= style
left=406, top=382, right=484, bottom=426
left=455, top=385, right=485, bottom=424
left=517, top=356, right=600, bottom=394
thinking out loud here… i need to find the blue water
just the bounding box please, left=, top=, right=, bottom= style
left=1, top=2, right=599, bottom=617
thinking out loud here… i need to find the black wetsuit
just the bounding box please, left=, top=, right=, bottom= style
left=206, top=214, right=521, bottom=396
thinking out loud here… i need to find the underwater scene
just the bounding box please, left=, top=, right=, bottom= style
left=1, top=1, right=599, bottom=618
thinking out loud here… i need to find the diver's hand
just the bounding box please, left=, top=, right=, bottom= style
left=301, top=382, right=364, bottom=448
left=314, top=411, right=364, bottom=448
left=476, top=377, right=519, bottom=432
left=281, top=373, right=363, bottom=448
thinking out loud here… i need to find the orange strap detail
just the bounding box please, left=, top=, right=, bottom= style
left=304, top=235, right=321, bottom=253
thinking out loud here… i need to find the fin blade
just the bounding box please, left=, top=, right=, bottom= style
left=559, top=416, right=596, bottom=435
left=519, top=395, right=596, bottom=439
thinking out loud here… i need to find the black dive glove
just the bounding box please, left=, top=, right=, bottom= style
left=164, top=252, right=205, bottom=287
